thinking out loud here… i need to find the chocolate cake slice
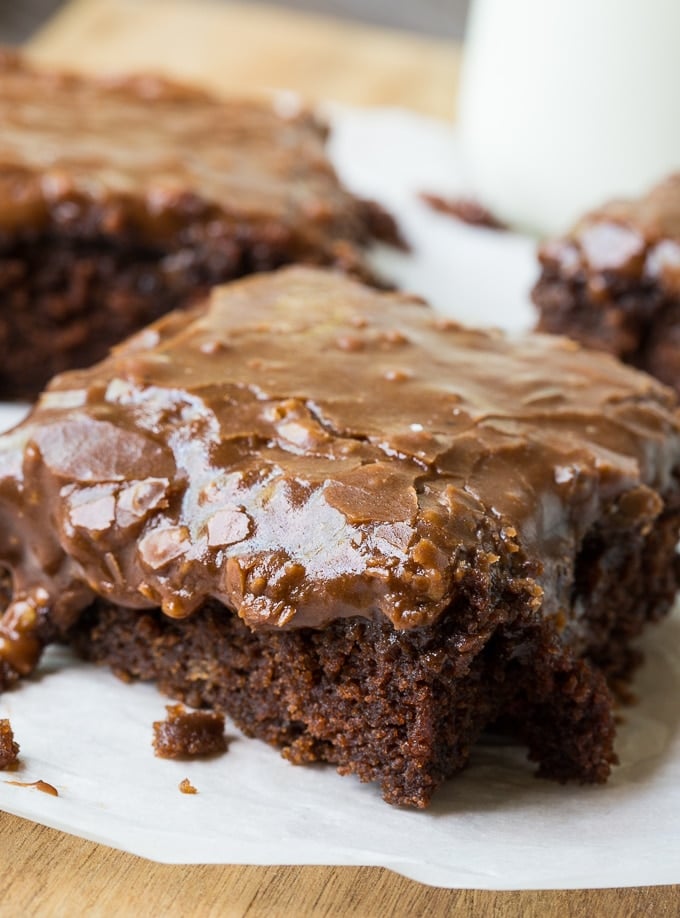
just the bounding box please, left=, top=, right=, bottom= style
left=1, top=267, right=680, bottom=807
left=533, top=173, right=680, bottom=394
left=0, top=51, right=399, bottom=399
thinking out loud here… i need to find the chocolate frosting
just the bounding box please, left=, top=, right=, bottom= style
left=539, top=173, right=680, bottom=298
left=1, top=267, right=679, bottom=677
left=0, top=51, right=387, bottom=257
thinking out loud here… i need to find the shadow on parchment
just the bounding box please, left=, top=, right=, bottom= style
left=426, top=606, right=680, bottom=818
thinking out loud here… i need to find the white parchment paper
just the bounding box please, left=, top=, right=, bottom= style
left=1, top=108, right=679, bottom=890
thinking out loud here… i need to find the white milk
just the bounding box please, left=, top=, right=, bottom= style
left=458, top=0, right=680, bottom=235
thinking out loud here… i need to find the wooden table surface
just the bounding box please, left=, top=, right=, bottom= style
left=2, top=1, right=678, bottom=914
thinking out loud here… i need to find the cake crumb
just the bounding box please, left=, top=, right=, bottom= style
left=179, top=778, right=198, bottom=795
left=153, top=704, right=227, bottom=759
left=0, top=719, right=19, bottom=770
left=419, top=192, right=507, bottom=230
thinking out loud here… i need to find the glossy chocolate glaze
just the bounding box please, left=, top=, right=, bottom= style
left=1, top=267, right=679, bottom=678
left=0, top=51, right=390, bottom=257
left=4, top=779, right=58, bottom=796
left=539, top=173, right=680, bottom=298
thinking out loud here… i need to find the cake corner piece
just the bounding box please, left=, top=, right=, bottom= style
left=0, top=52, right=401, bottom=400
left=533, top=172, right=680, bottom=394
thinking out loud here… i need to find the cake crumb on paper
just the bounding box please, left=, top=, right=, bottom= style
left=0, top=718, right=19, bottom=770
left=153, top=704, right=227, bottom=759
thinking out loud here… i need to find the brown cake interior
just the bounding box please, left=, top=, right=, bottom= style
left=67, top=479, right=680, bottom=807
left=0, top=226, right=380, bottom=399
left=533, top=267, right=678, bottom=390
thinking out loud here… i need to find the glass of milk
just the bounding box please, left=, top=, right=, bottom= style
left=458, top=0, right=680, bottom=235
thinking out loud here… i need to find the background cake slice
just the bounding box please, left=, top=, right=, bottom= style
left=533, top=173, right=680, bottom=393
left=1, top=266, right=679, bottom=806
left=0, top=51, right=399, bottom=399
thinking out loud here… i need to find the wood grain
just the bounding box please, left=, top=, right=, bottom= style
left=1, top=812, right=675, bottom=918
left=2, top=0, right=677, bottom=913
left=27, top=0, right=460, bottom=118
